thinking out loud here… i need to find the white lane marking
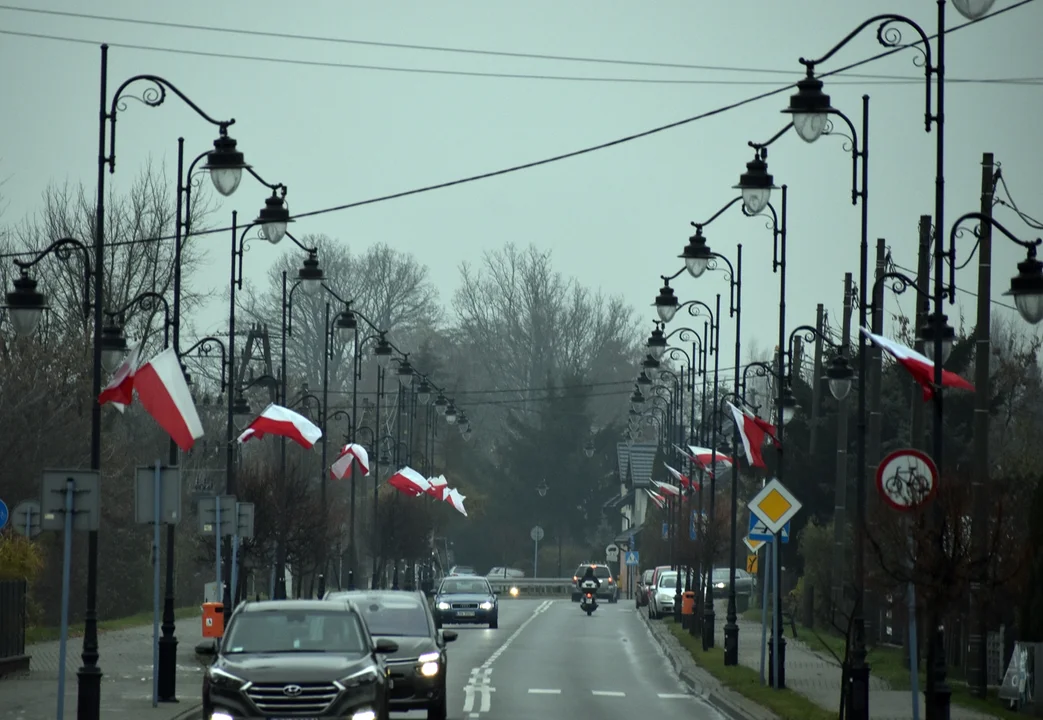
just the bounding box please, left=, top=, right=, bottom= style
left=479, top=600, right=552, bottom=669
left=592, top=690, right=626, bottom=697
left=462, top=667, right=494, bottom=714
left=528, top=688, right=561, bottom=694
left=658, top=693, right=691, bottom=699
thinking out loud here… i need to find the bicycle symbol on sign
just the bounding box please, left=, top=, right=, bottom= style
left=875, top=449, right=938, bottom=512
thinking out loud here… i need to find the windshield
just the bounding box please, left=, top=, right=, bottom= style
left=355, top=595, right=431, bottom=637
left=576, top=565, right=611, bottom=578
left=712, top=569, right=730, bottom=581
left=439, top=578, right=492, bottom=595
left=224, top=610, right=365, bottom=654
left=658, top=573, right=678, bottom=588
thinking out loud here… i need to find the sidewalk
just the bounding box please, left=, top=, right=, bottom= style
left=0, top=616, right=205, bottom=720
left=713, top=600, right=999, bottom=720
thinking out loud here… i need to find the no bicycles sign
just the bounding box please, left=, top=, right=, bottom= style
left=875, top=448, right=938, bottom=512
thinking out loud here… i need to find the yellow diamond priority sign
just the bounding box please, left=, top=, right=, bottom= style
left=743, top=536, right=765, bottom=553
left=748, top=478, right=801, bottom=534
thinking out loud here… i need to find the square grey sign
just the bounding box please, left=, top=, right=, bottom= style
left=41, top=470, right=101, bottom=532
left=134, top=466, right=183, bottom=525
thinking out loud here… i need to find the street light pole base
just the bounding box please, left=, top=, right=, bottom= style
left=846, top=662, right=871, bottom=720
left=702, top=606, right=715, bottom=650
left=76, top=664, right=103, bottom=720
left=723, top=622, right=739, bottom=665
left=157, top=635, right=179, bottom=701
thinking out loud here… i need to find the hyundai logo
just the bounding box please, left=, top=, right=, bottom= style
left=282, top=684, right=303, bottom=696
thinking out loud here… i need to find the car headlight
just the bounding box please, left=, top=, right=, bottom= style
left=337, top=664, right=380, bottom=689
left=417, top=651, right=440, bottom=677
left=715, top=582, right=726, bottom=589
left=436, top=601, right=450, bottom=610
left=479, top=601, right=494, bottom=610
left=210, top=712, right=234, bottom=720
left=208, top=666, right=249, bottom=690
left=509, top=586, right=519, bottom=597
left=352, top=710, right=377, bottom=720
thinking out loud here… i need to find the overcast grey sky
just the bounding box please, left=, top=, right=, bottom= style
left=2, top=0, right=1041, bottom=366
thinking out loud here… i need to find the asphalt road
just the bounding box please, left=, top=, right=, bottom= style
left=183, top=598, right=724, bottom=719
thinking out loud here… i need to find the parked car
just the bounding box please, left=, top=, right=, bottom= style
left=200, top=599, right=394, bottom=720
left=486, top=566, right=524, bottom=579
left=646, top=564, right=673, bottom=614
left=326, top=589, right=457, bottom=719
left=570, top=563, right=618, bottom=603
left=447, top=565, right=476, bottom=576
left=636, top=568, right=655, bottom=608
left=432, top=576, right=499, bottom=629
left=649, top=570, right=679, bottom=619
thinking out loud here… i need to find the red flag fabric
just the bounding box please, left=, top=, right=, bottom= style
left=98, top=343, right=141, bottom=412
left=238, top=404, right=323, bottom=449
left=133, top=347, right=204, bottom=451
left=727, top=401, right=776, bottom=469
left=388, top=466, right=431, bottom=497
left=861, top=327, right=974, bottom=400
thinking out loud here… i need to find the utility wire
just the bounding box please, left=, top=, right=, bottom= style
left=0, top=0, right=1032, bottom=264
left=0, top=26, right=1037, bottom=87
left=0, top=3, right=1036, bottom=83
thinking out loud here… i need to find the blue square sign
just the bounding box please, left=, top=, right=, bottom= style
left=749, top=513, right=790, bottom=543
left=625, top=551, right=639, bottom=566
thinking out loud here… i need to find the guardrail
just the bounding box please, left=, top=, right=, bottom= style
left=488, top=578, right=575, bottom=596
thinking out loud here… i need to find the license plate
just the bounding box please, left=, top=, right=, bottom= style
left=457, top=611, right=475, bottom=617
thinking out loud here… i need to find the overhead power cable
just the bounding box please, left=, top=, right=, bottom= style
left=0, top=0, right=1032, bottom=264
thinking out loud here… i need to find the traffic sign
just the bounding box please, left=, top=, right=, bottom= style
left=690, top=510, right=707, bottom=540
left=662, top=522, right=669, bottom=540
left=11, top=501, right=42, bottom=539
left=605, top=543, right=620, bottom=562
left=876, top=448, right=938, bottom=511
left=748, top=478, right=802, bottom=534
left=748, top=513, right=790, bottom=543
left=0, top=499, right=7, bottom=531
left=625, top=550, right=640, bottom=566
left=530, top=525, right=545, bottom=542
left=746, top=554, right=759, bottom=573
left=743, top=536, right=765, bottom=553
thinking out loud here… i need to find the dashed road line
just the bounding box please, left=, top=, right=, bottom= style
left=592, top=690, right=626, bottom=697
left=658, top=693, right=691, bottom=699
left=528, top=688, right=562, bottom=694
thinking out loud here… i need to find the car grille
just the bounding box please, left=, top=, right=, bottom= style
left=246, top=682, right=339, bottom=714
left=451, top=602, right=478, bottom=609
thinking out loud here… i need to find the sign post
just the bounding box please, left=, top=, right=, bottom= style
left=231, top=502, right=255, bottom=607
left=748, top=478, right=802, bottom=690
left=41, top=470, right=100, bottom=720
left=199, top=495, right=237, bottom=601
left=10, top=501, right=42, bottom=539
left=530, top=525, right=544, bottom=577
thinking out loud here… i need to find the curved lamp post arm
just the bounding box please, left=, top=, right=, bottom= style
left=283, top=231, right=318, bottom=255
left=104, top=291, right=173, bottom=348
left=179, top=336, right=228, bottom=393
left=947, top=212, right=1043, bottom=304
left=12, top=237, right=93, bottom=319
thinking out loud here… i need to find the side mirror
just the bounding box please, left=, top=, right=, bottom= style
left=374, top=638, right=399, bottom=654
left=194, top=639, right=217, bottom=667
left=493, top=591, right=500, bottom=597
left=424, top=588, right=436, bottom=598
left=441, top=630, right=458, bottom=643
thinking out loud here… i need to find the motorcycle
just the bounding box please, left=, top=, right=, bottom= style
left=579, top=579, right=599, bottom=615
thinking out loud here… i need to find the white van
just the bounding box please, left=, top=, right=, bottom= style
left=486, top=566, right=525, bottom=579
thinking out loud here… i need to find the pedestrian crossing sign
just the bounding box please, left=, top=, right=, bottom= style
left=625, top=551, right=639, bottom=566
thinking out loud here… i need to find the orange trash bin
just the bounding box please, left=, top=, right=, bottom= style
left=681, top=591, right=696, bottom=616
left=202, top=602, right=224, bottom=638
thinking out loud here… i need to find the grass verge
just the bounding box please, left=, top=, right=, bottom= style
left=663, top=618, right=836, bottom=720
left=26, top=606, right=201, bottom=645
left=740, top=608, right=1022, bottom=719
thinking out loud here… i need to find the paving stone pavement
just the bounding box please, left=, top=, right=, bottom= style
left=0, top=615, right=205, bottom=720
left=709, top=600, right=1000, bottom=720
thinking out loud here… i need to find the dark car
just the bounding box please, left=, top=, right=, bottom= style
left=328, top=589, right=457, bottom=720
left=200, top=599, right=395, bottom=720
left=636, top=568, right=654, bottom=608
left=570, top=563, right=618, bottom=603
left=709, top=567, right=756, bottom=598
left=432, top=576, right=499, bottom=629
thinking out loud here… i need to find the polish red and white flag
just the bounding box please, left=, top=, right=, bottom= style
left=237, top=404, right=323, bottom=449
left=388, top=466, right=431, bottom=497
left=651, top=479, right=682, bottom=496
left=663, top=462, right=698, bottom=490
left=644, top=488, right=667, bottom=510
left=860, top=327, right=975, bottom=400
left=132, top=347, right=205, bottom=451
left=681, top=445, right=734, bottom=477
left=330, top=443, right=370, bottom=479
left=444, top=488, right=468, bottom=516
left=727, top=401, right=778, bottom=469
left=98, top=342, right=142, bottom=412
left=426, top=474, right=448, bottom=500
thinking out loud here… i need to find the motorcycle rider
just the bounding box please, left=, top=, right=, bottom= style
left=579, top=565, right=601, bottom=594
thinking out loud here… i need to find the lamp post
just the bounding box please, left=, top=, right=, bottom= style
left=786, top=3, right=1002, bottom=713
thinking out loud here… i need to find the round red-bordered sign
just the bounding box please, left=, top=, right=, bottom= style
left=875, top=448, right=938, bottom=512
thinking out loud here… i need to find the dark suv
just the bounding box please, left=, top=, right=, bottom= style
left=200, top=599, right=395, bottom=720
left=571, top=563, right=618, bottom=603
left=328, top=589, right=458, bottom=720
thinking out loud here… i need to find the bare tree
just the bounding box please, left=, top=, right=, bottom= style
left=237, top=235, right=441, bottom=404
left=9, top=160, right=214, bottom=344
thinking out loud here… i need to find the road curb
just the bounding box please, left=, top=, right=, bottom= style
left=639, top=611, right=775, bottom=720
left=169, top=701, right=202, bottom=720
